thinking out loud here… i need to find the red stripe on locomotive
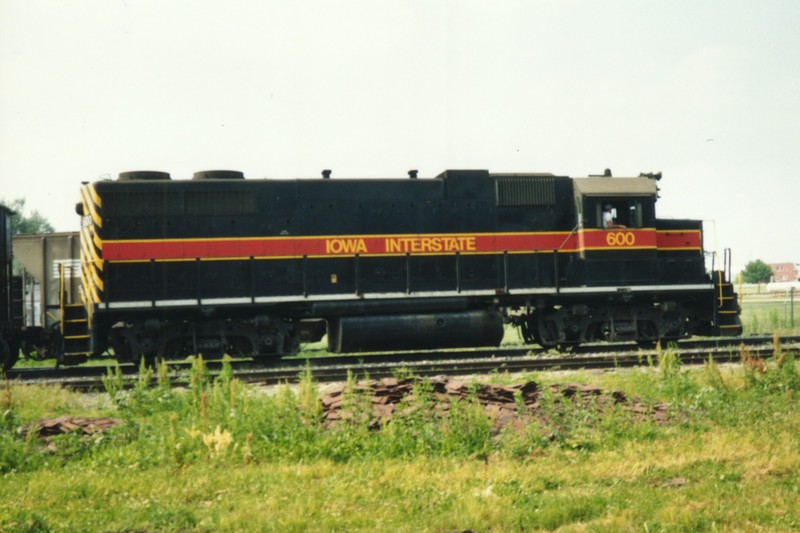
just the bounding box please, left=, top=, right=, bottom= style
left=100, top=228, right=699, bottom=262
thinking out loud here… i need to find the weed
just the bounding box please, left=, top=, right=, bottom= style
left=1, top=379, right=15, bottom=432
left=703, top=355, right=729, bottom=392
left=748, top=312, right=761, bottom=335
left=657, top=343, right=680, bottom=379
left=391, top=366, right=414, bottom=381
left=101, top=365, right=125, bottom=404
left=535, top=386, right=597, bottom=448
left=200, top=425, right=234, bottom=459
left=740, top=343, right=765, bottom=377
left=654, top=344, right=702, bottom=406
left=297, top=365, right=321, bottom=423
left=1, top=510, right=52, bottom=532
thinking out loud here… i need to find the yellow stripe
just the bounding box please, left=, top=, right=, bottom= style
left=92, top=267, right=104, bottom=292
left=80, top=229, right=97, bottom=267
left=80, top=264, right=94, bottom=301
left=104, top=248, right=665, bottom=263
left=81, top=187, right=103, bottom=229
left=79, top=256, right=103, bottom=301
left=581, top=246, right=657, bottom=251
left=101, top=228, right=660, bottom=246
left=89, top=184, right=102, bottom=207
left=81, top=227, right=104, bottom=271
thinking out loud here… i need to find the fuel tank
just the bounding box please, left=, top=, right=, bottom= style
left=327, top=309, right=505, bottom=353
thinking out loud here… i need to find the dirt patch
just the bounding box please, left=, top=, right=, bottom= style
left=320, top=376, right=669, bottom=432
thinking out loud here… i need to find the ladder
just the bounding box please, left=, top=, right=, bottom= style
left=59, top=264, right=90, bottom=365
left=712, top=249, right=743, bottom=336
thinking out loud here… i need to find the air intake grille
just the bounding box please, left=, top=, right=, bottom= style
left=104, top=191, right=257, bottom=216
left=185, top=191, right=256, bottom=215
left=495, top=177, right=556, bottom=206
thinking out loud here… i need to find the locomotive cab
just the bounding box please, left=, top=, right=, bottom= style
left=569, top=176, right=659, bottom=287
left=572, top=177, right=658, bottom=230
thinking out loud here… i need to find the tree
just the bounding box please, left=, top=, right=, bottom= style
left=741, top=259, right=773, bottom=284
left=2, top=198, right=55, bottom=235
left=2, top=198, right=55, bottom=278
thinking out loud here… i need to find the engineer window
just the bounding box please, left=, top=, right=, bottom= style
left=597, top=200, right=643, bottom=229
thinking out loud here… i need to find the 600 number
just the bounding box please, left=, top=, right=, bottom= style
left=606, top=231, right=636, bottom=246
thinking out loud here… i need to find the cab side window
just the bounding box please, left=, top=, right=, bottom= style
left=596, top=200, right=643, bottom=228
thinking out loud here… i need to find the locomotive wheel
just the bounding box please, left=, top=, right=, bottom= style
left=537, top=320, right=561, bottom=350
left=636, top=321, right=660, bottom=349
left=518, top=319, right=537, bottom=345
left=1, top=337, right=19, bottom=371
left=21, top=341, right=48, bottom=360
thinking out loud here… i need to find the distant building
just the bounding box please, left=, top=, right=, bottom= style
left=769, top=262, right=800, bottom=283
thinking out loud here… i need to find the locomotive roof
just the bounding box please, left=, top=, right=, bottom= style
left=572, top=177, right=658, bottom=197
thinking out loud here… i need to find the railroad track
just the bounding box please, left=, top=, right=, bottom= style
left=4, top=335, right=798, bottom=391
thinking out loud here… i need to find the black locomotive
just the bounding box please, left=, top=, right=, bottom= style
left=1, top=168, right=741, bottom=369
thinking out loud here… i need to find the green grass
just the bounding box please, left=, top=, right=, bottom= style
left=2, top=348, right=800, bottom=531
left=740, top=298, right=800, bottom=336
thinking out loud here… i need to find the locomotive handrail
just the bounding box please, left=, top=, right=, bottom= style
left=556, top=223, right=582, bottom=252
left=553, top=223, right=582, bottom=295
left=710, top=250, right=716, bottom=278
left=302, top=255, right=308, bottom=297
left=405, top=253, right=411, bottom=295
left=455, top=252, right=461, bottom=293
left=355, top=254, right=361, bottom=296
left=151, top=258, right=158, bottom=307
left=249, top=256, right=256, bottom=303
left=503, top=251, right=509, bottom=293
left=724, top=248, right=733, bottom=282
left=553, top=250, right=560, bottom=294
left=59, top=262, right=65, bottom=337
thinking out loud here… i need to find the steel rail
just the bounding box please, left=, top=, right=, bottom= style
left=3, top=336, right=796, bottom=391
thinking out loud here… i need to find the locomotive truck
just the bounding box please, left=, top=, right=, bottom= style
left=0, top=168, right=741, bottom=370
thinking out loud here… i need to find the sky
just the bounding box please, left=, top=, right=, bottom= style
left=1, top=0, right=799, bottom=271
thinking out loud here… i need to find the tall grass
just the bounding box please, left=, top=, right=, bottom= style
left=3, top=348, right=800, bottom=531
left=741, top=300, right=800, bottom=335
left=4, top=345, right=799, bottom=472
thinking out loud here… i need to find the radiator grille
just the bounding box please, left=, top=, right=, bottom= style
left=495, top=177, right=556, bottom=206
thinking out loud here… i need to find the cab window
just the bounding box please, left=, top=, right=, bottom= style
left=595, top=200, right=643, bottom=229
